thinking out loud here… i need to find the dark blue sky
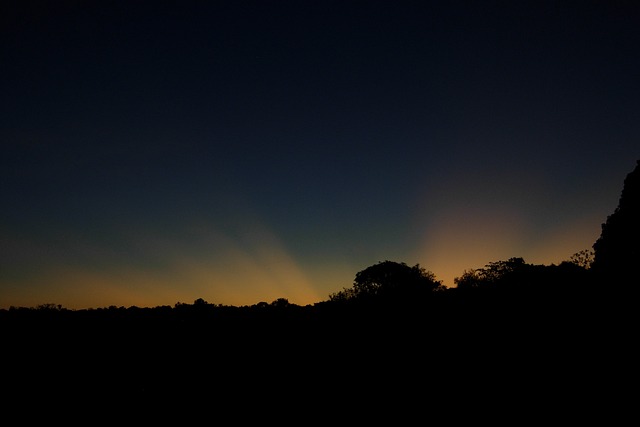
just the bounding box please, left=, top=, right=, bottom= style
left=2, top=1, right=639, bottom=309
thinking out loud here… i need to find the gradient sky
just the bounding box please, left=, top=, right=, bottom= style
left=2, top=1, right=639, bottom=309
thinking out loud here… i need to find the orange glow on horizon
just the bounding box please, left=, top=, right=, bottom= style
left=414, top=207, right=603, bottom=287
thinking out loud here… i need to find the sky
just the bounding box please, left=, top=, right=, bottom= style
left=2, top=0, right=639, bottom=310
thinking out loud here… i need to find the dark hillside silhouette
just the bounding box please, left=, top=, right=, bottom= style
left=592, top=159, right=640, bottom=286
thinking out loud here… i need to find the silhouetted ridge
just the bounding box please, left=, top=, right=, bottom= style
left=592, top=159, right=640, bottom=282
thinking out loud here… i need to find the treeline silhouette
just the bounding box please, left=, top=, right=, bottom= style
left=5, top=161, right=637, bottom=323
left=4, top=160, right=638, bottom=416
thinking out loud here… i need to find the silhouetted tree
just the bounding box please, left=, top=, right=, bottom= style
left=329, top=260, right=444, bottom=303
left=36, top=303, right=64, bottom=311
left=453, top=257, right=527, bottom=292
left=453, top=255, right=598, bottom=323
left=568, top=249, right=594, bottom=270
left=592, top=159, right=640, bottom=284
left=271, top=298, right=291, bottom=307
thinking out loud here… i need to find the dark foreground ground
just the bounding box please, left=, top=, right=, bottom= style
left=3, top=292, right=635, bottom=422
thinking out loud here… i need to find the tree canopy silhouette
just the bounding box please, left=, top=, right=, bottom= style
left=453, top=257, right=527, bottom=292
left=328, top=260, right=444, bottom=304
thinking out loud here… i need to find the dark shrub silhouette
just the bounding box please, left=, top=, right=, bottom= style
left=568, top=248, right=594, bottom=270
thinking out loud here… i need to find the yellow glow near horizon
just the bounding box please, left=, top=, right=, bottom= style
left=1, top=186, right=611, bottom=310
left=1, top=218, right=325, bottom=310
